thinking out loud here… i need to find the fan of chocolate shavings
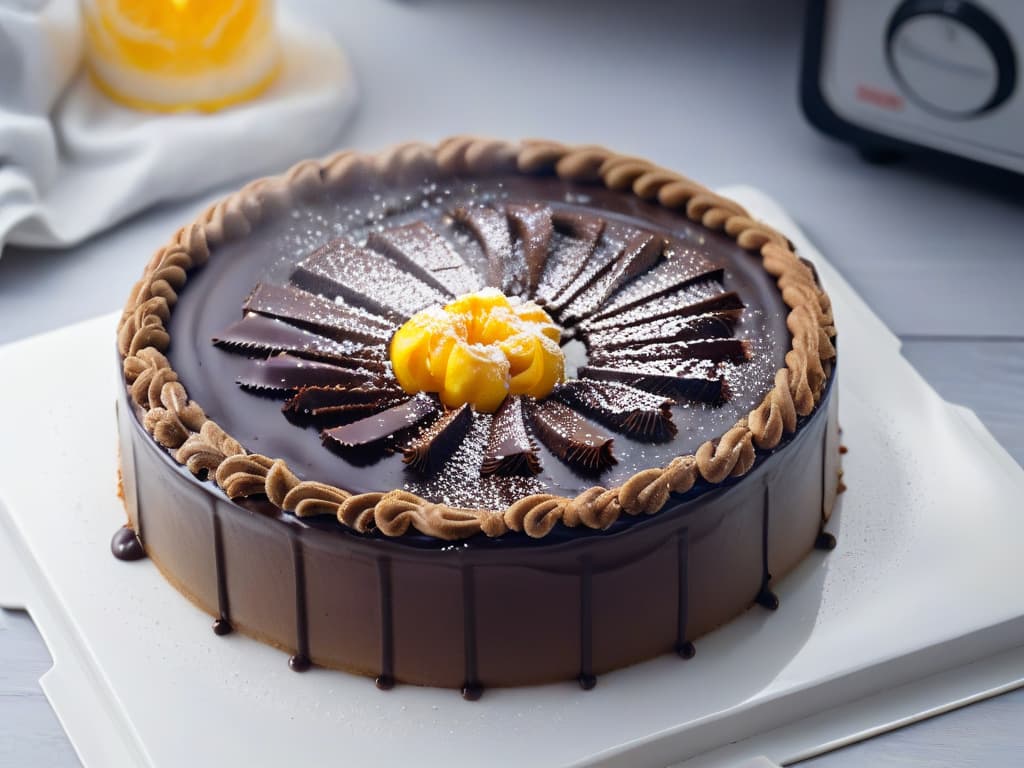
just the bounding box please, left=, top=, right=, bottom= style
left=212, top=201, right=757, bottom=486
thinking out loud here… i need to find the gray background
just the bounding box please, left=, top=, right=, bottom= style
left=1, top=1, right=1021, bottom=765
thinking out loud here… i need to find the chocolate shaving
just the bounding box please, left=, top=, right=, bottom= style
left=294, top=401, right=403, bottom=428
left=546, top=222, right=630, bottom=313
left=291, top=238, right=449, bottom=319
left=584, top=312, right=737, bottom=351
left=552, top=209, right=606, bottom=241
left=534, top=211, right=605, bottom=304
left=481, top=396, right=541, bottom=477
left=287, top=385, right=403, bottom=409
left=402, top=404, right=473, bottom=474
left=590, top=338, right=752, bottom=366
left=581, top=286, right=744, bottom=333
left=559, top=229, right=663, bottom=324
left=236, top=354, right=383, bottom=395
left=554, top=380, right=677, bottom=442
left=528, top=399, right=616, bottom=475
left=366, top=221, right=480, bottom=297
left=321, top=394, right=438, bottom=463
left=587, top=245, right=723, bottom=324
left=243, top=282, right=392, bottom=345
left=579, top=362, right=728, bottom=404
left=283, top=385, right=407, bottom=426
left=452, top=206, right=518, bottom=294
left=213, top=314, right=386, bottom=370
left=506, top=203, right=553, bottom=296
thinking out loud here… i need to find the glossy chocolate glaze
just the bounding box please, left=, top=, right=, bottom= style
left=167, top=176, right=791, bottom=508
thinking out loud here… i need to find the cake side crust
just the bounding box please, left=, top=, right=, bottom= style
left=116, top=374, right=841, bottom=688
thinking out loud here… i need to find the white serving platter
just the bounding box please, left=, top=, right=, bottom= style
left=1, top=187, right=1021, bottom=768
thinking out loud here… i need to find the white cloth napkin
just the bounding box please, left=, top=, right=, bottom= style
left=0, top=0, right=357, bottom=253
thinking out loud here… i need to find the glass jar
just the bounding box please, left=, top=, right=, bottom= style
left=80, top=0, right=280, bottom=113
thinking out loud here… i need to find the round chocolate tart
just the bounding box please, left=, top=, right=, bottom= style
left=114, top=137, right=840, bottom=696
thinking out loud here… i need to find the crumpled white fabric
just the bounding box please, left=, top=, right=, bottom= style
left=0, top=0, right=357, bottom=254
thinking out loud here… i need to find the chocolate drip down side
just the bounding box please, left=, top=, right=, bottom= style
left=110, top=526, right=146, bottom=561
left=403, top=404, right=473, bottom=474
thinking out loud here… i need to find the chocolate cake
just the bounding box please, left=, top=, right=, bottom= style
left=113, top=137, right=841, bottom=697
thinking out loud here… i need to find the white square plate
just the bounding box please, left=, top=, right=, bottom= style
left=1, top=187, right=1021, bottom=767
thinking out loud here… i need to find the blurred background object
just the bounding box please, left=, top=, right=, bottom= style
left=0, top=0, right=355, bottom=254
left=80, top=0, right=280, bottom=113
left=802, top=0, right=1023, bottom=178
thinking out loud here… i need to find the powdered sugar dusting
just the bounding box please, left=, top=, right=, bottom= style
left=205, top=177, right=790, bottom=503
left=582, top=279, right=725, bottom=332
left=403, top=412, right=548, bottom=508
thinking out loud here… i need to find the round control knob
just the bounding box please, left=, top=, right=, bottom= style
left=886, top=0, right=1017, bottom=118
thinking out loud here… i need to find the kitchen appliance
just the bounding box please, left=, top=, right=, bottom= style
left=801, top=0, right=1023, bottom=176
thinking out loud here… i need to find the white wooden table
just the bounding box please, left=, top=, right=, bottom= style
left=1, top=1, right=1021, bottom=765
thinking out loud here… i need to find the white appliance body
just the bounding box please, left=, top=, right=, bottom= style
left=803, top=0, right=1023, bottom=174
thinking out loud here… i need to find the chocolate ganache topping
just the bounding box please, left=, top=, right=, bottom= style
left=171, top=172, right=792, bottom=513
left=114, top=139, right=841, bottom=698
left=208, top=195, right=767, bottom=487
